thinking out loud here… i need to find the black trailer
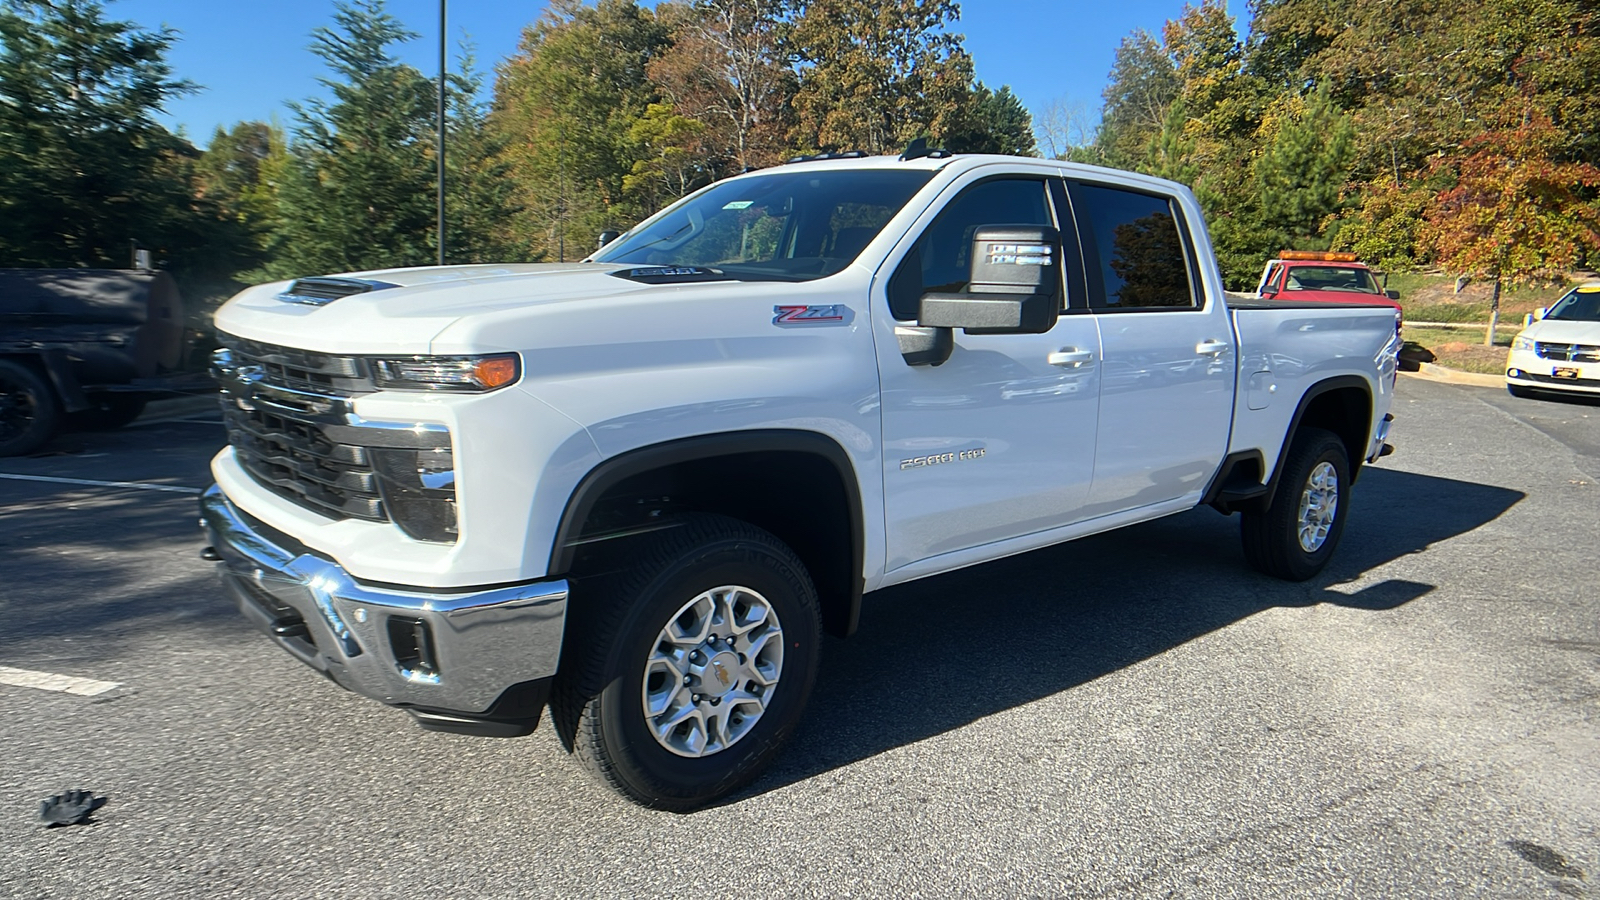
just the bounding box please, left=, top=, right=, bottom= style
left=0, top=268, right=212, bottom=456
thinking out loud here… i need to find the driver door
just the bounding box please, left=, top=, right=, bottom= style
left=874, top=174, right=1103, bottom=573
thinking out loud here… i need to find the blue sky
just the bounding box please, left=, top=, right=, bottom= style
left=110, top=0, right=1203, bottom=148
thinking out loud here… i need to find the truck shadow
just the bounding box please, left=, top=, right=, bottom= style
left=0, top=420, right=233, bottom=659
left=747, top=467, right=1522, bottom=803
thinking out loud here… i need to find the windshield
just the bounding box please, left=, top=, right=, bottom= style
left=1546, top=287, right=1600, bottom=321
left=1284, top=265, right=1381, bottom=294
left=593, top=169, right=934, bottom=282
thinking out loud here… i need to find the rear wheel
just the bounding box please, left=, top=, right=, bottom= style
left=1241, top=427, right=1349, bottom=581
left=550, top=515, right=821, bottom=811
left=0, top=359, right=61, bottom=457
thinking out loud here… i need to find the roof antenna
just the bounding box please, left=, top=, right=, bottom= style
left=900, top=137, right=931, bottom=161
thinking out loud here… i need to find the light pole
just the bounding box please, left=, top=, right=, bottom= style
left=436, top=0, right=446, bottom=266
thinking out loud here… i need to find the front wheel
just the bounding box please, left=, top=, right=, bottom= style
left=550, top=515, right=822, bottom=811
left=1241, top=427, right=1350, bottom=581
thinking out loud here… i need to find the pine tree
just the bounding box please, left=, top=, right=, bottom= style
left=0, top=0, right=219, bottom=273
left=944, top=83, right=1036, bottom=156
left=260, top=0, right=436, bottom=278
left=1254, top=83, right=1356, bottom=251
left=440, top=48, right=518, bottom=264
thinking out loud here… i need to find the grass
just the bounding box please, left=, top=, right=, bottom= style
left=1404, top=325, right=1512, bottom=376
left=1404, top=302, right=1500, bottom=324
left=1386, top=272, right=1575, bottom=325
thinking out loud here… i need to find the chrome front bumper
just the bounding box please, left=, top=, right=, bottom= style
left=199, top=484, right=568, bottom=717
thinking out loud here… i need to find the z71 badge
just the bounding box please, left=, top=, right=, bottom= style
left=773, top=304, right=850, bottom=326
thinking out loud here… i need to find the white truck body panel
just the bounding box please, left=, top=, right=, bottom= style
left=206, top=154, right=1398, bottom=600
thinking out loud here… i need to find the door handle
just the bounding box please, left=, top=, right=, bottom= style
left=1047, top=348, right=1094, bottom=367
left=1196, top=339, right=1229, bottom=357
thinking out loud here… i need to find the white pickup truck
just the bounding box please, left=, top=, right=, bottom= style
left=200, top=153, right=1400, bottom=810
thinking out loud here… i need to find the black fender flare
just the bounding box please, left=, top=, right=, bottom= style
left=1261, top=374, right=1373, bottom=508
left=548, top=429, right=866, bottom=636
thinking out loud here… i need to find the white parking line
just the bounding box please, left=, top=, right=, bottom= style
left=0, top=473, right=202, bottom=495
left=0, top=665, right=120, bottom=697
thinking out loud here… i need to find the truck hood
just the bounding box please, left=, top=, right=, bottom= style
left=1522, top=317, right=1600, bottom=345
left=213, top=263, right=660, bottom=353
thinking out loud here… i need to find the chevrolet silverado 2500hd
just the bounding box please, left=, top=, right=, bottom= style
left=199, top=154, right=1400, bottom=810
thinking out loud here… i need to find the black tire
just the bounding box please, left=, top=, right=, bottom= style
left=1241, top=426, right=1350, bottom=582
left=550, top=514, right=822, bottom=811
left=70, top=393, right=147, bottom=431
left=0, top=359, right=62, bottom=457
left=1507, top=383, right=1537, bottom=400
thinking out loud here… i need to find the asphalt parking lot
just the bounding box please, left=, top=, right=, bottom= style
left=1, top=376, right=1596, bottom=899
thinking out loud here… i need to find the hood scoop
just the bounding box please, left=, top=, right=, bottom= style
left=278, top=276, right=400, bottom=307
left=608, top=266, right=733, bottom=285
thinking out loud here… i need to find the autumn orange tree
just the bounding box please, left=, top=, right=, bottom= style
left=1424, top=112, right=1600, bottom=344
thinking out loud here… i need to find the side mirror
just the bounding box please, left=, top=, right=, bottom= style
left=597, top=230, right=621, bottom=250
left=1260, top=288, right=1277, bottom=299
left=1384, top=289, right=1400, bottom=300
left=900, top=226, right=1062, bottom=367
left=1535, top=307, right=1548, bottom=321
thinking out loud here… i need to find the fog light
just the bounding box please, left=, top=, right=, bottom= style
left=1508, top=368, right=1521, bottom=377
left=371, top=447, right=458, bottom=542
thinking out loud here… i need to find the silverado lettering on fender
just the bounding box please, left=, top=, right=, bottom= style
left=199, top=154, right=1401, bottom=810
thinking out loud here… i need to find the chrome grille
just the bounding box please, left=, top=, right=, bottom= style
left=221, top=397, right=388, bottom=522
left=215, top=332, right=388, bottom=521
left=217, top=332, right=376, bottom=395
left=1535, top=342, right=1600, bottom=363
left=214, top=333, right=456, bottom=533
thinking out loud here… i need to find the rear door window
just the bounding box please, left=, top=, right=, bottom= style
left=1069, top=182, right=1197, bottom=310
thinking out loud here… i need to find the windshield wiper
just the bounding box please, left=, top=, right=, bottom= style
left=615, top=220, right=694, bottom=257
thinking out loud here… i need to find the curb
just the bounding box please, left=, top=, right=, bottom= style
left=1401, top=363, right=1505, bottom=389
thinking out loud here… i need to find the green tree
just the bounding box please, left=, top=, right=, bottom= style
left=259, top=0, right=437, bottom=279
left=1424, top=111, right=1600, bottom=344
left=440, top=47, right=519, bottom=264
left=195, top=120, right=283, bottom=271
left=785, top=0, right=973, bottom=154
left=622, top=102, right=712, bottom=213
left=943, top=82, right=1036, bottom=156
left=1253, top=83, right=1356, bottom=251
left=0, top=0, right=232, bottom=276
left=1096, top=30, right=1177, bottom=168
left=1328, top=176, right=1431, bottom=272
left=647, top=0, right=795, bottom=173
left=493, top=0, right=668, bottom=261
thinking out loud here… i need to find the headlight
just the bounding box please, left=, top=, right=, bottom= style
left=1511, top=334, right=1536, bottom=352
left=371, top=353, right=520, bottom=392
